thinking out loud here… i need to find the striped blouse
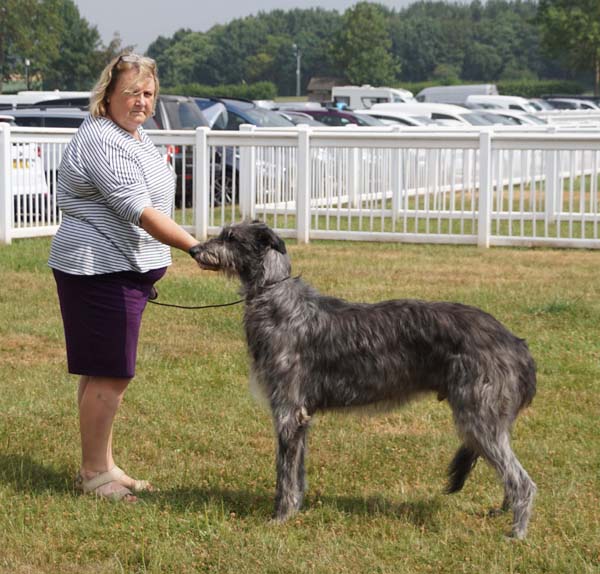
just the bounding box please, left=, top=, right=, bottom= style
left=48, top=115, right=175, bottom=275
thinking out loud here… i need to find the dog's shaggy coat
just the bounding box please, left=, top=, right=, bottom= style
left=194, top=221, right=537, bottom=538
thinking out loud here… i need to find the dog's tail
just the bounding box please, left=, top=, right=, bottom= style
left=445, top=445, right=479, bottom=494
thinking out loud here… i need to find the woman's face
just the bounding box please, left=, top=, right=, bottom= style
left=106, top=68, right=155, bottom=136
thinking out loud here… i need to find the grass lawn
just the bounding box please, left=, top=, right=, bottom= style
left=0, top=236, right=599, bottom=573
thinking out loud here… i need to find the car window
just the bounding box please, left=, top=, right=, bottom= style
left=315, top=115, right=350, bottom=126
left=44, top=117, right=85, bottom=128
left=494, top=114, right=520, bottom=125
left=354, top=113, right=382, bottom=126
left=333, top=96, right=350, bottom=106
left=143, top=117, right=159, bottom=129
left=373, top=115, right=412, bottom=125
left=162, top=100, right=207, bottom=129
left=460, top=113, right=494, bottom=125
left=226, top=111, right=248, bottom=130
left=361, top=96, right=388, bottom=108
left=12, top=117, right=43, bottom=127
left=242, top=108, right=294, bottom=127
left=431, top=113, right=461, bottom=123
left=524, top=114, right=547, bottom=125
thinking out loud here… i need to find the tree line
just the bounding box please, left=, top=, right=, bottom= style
left=1, top=0, right=598, bottom=95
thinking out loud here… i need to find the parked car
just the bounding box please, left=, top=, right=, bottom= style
left=277, top=111, right=325, bottom=126
left=354, top=109, right=436, bottom=126
left=8, top=107, right=90, bottom=128
left=541, top=94, right=600, bottom=107
left=276, top=105, right=385, bottom=127
left=465, top=95, right=537, bottom=113
left=528, top=98, right=557, bottom=111
left=194, top=98, right=297, bottom=205
left=482, top=110, right=548, bottom=125
left=0, top=113, right=15, bottom=125
left=0, top=113, right=51, bottom=221
left=195, top=97, right=294, bottom=130
left=331, top=85, right=415, bottom=109
left=33, top=93, right=207, bottom=130
left=370, top=103, right=495, bottom=126
left=544, top=98, right=600, bottom=110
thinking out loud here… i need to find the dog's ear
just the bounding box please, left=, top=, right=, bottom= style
left=258, top=224, right=287, bottom=255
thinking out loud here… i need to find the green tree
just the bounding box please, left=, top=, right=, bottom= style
left=160, top=31, right=213, bottom=86
left=335, top=2, right=399, bottom=86
left=538, top=0, right=600, bottom=94
left=42, top=0, right=103, bottom=90
left=0, top=0, right=62, bottom=91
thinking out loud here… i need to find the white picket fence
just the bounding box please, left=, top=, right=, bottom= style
left=1, top=122, right=600, bottom=248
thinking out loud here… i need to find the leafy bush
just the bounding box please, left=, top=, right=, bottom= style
left=497, top=79, right=585, bottom=97
left=164, top=81, right=278, bottom=100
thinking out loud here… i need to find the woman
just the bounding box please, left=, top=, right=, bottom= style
left=49, top=53, right=200, bottom=501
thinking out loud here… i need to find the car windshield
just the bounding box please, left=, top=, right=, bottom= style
left=242, top=108, right=294, bottom=127
left=412, top=115, right=436, bottom=125
left=162, top=100, right=207, bottom=129
left=461, top=112, right=495, bottom=126
left=479, top=112, right=517, bottom=125
left=353, top=113, right=383, bottom=126
left=523, top=114, right=547, bottom=125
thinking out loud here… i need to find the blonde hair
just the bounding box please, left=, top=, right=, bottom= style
left=89, top=53, right=160, bottom=118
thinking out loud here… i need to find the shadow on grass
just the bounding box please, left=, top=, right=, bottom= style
left=0, top=454, right=74, bottom=494
left=318, top=493, right=443, bottom=527
left=145, top=486, right=442, bottom=528
left=144, top=486, right=272, bottom=518
left=0, top=455, right=443, bottom=530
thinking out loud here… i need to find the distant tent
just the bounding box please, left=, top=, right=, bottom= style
left=306, top=77, right=346, bottom=102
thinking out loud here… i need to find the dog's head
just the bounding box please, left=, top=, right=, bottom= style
left=193, top=221, right=290, bottom=288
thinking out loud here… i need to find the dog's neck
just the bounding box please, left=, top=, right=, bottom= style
left=262, top=249, right=291, bottom=284
left=243, top=249, right=292, bottom=298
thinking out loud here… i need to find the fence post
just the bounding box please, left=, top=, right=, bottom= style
left=296, top=124, right=310, bottom=243
left=239, top=124, right=256, bottom=220
left=347, top=138, right=359, bottom=209
left=194, top=127, right=210, bottom=240
left=478, top=128, right=492, bottom=248
left=391, top=126, right=402, bottom=222
left=0, top=124, right=11, bottom=245
left=544, top=126, right=558, bottom=223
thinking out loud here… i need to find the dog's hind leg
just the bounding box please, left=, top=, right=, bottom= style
left=466, top=430, right=536, bottom=539
left=272, top=407, right=311, bottom=522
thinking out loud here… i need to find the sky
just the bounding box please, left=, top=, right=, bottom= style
left=74, top=0, right=417, bottom=53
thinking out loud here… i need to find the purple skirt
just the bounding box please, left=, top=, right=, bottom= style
left=53, top=267, right=167, bottom=378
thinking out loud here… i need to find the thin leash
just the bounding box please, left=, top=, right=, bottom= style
left=147, top=290, right=244, bottom=310
left=147, top=275, right=298, bottom=311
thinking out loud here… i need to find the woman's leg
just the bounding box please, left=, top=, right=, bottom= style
left=78, top=375, right=136, bottom=500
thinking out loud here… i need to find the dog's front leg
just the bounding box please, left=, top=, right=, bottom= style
left=272, top=407, right=310, bottom=522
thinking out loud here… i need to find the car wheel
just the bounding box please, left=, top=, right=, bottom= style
left=213, top=170, right=235, bottom=206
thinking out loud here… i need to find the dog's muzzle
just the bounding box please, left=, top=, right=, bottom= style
left=190, top=246, right=221, bottom=271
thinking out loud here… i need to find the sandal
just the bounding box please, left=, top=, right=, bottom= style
left=111, top=465, right=157, bottom=493
left=75, top=468, right=136, bottom=502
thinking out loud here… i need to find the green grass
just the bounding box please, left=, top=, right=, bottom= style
left=1, top=237, right=599, bottom=573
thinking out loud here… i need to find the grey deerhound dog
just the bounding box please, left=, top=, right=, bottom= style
left=192, top=221, right=537, bottom=539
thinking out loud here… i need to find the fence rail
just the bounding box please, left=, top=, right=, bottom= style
left=1, top=122, right=600, bottom=249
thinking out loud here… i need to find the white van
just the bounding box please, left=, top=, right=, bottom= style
left=331, top=85, right=414, bottom=110
left=416, top=84, right=498, bottom=105
left=466, top=95, right=537, bottom=113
